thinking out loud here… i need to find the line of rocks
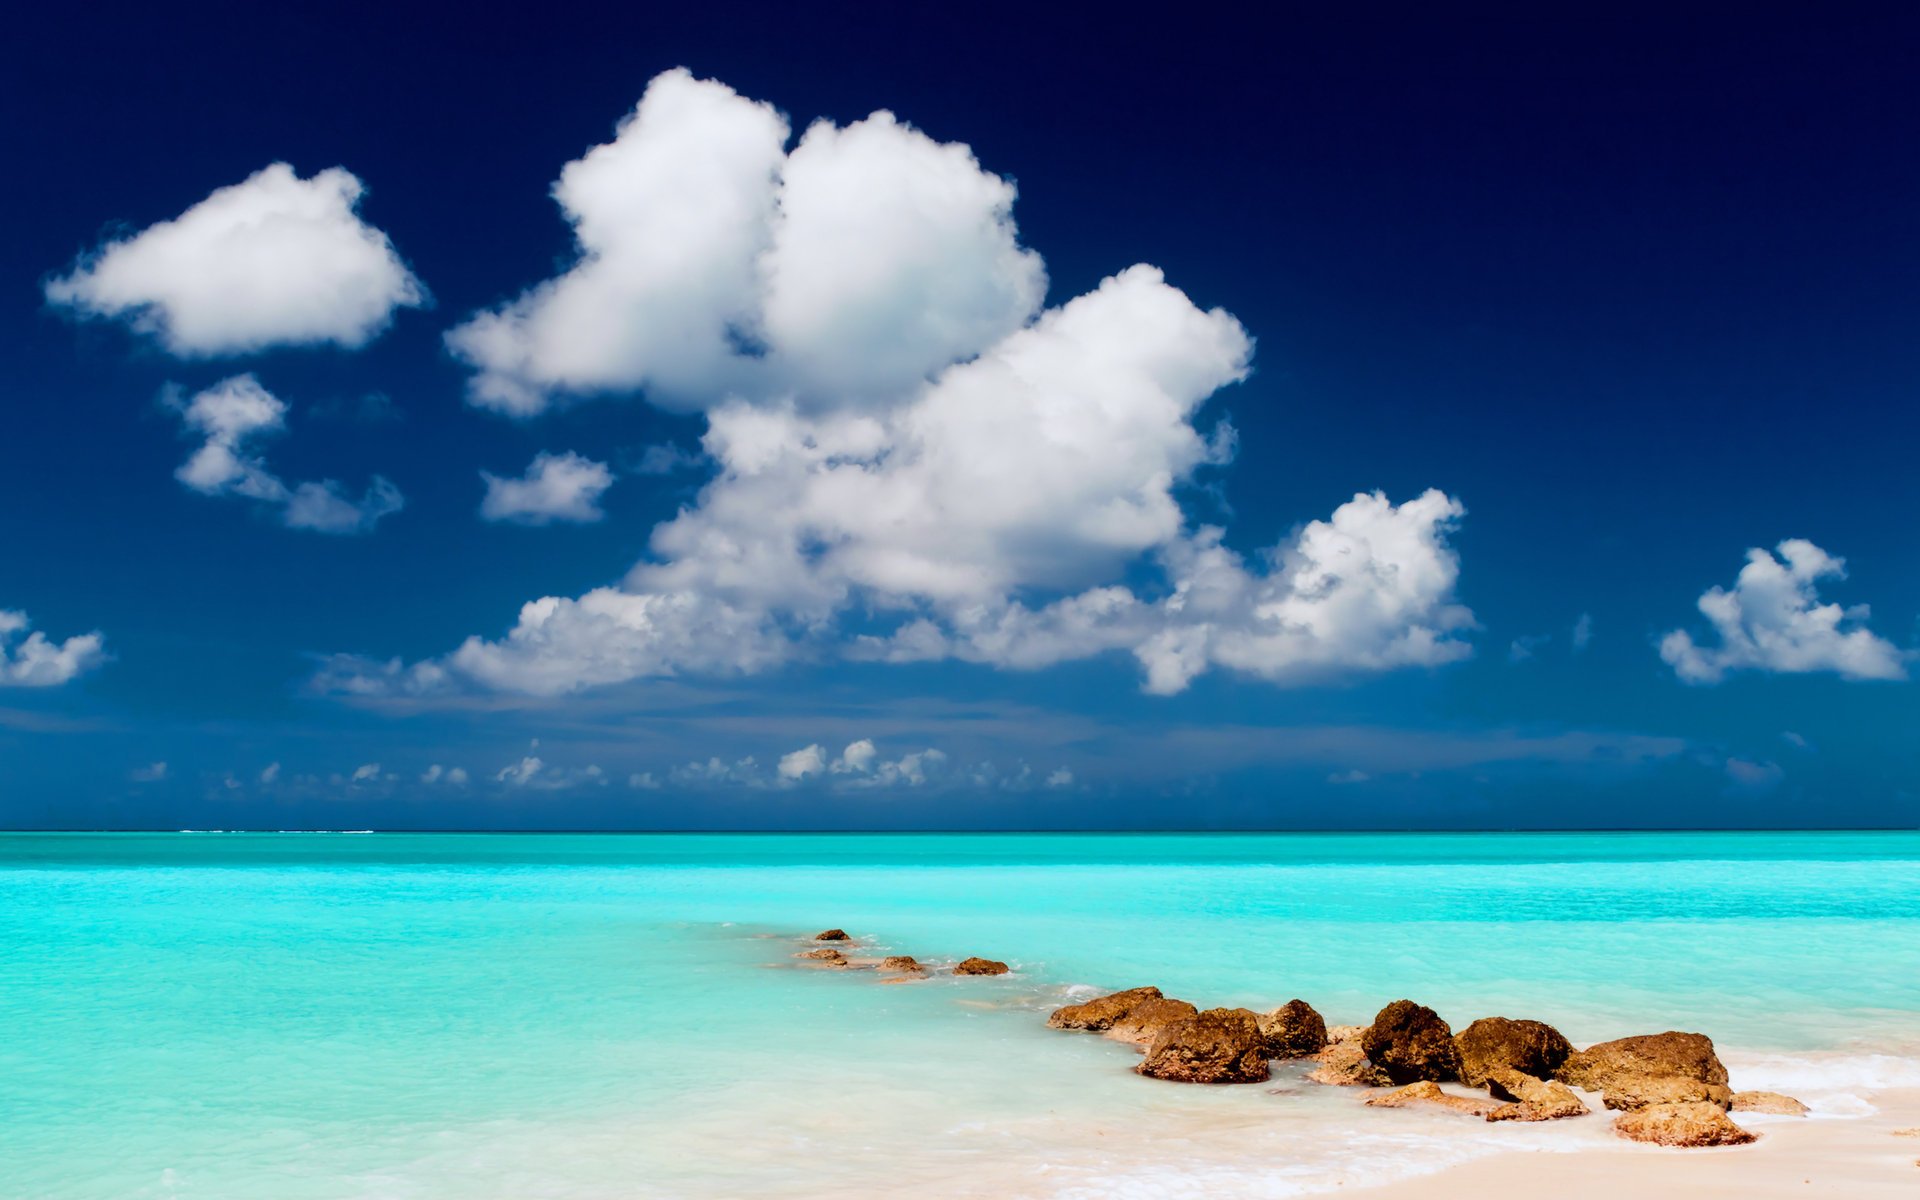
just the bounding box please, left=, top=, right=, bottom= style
left=794, top=928, right=1010, bottom=979
left=1047, top=988, right=1806, bottom=1148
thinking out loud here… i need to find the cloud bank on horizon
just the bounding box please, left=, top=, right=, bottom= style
left=316, top=69, right=1477, bottom=700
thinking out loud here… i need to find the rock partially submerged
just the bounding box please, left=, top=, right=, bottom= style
left=1364, top=1080, right=1501, bottom=1118
left=1613, top=1101, right=1757, bottom=1147
left=1048, top=986, right=1163, bottom=1031
left=1362, top=1001, right=1461, bottom=1083
left=1731, top=1090, right=1809, bottom=1116
left=1306, top=1039, right=1391, bottom=1087
left=1454, top=1017, right=1574, bottom=1093
left=797, top=947, right=848, bottom=967
left=1107, top=998, right=1201, bottom=1047
left=952, top=956, right=1010, bottom=976
left=1485, top=1070, right=1589, bottom=1122
left=1557, top=1032, right=1732, bottom=1111
left=813, top=929, right=850, bottom=942
left=1258, top=999, right=1329, bottom=1059
left=879, top=955, right=927, bottom=974
left=1137, top=1008, right=1270, bottom=1084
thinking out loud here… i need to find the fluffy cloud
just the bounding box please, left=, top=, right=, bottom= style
left=421, top=764, right=469, bottom=785
left=170, top=376, right=404, bottom=534
left=0, top=609, right=107, bottom=687
left=495, top=756, right=606, bottom=789
left=47, top=163, right=424, bottom=355
left=320, top=72, right=1473, bottom=700
left=445, top=69, right=1043, bottom=416
left=480, top=451, right=614, bottom=525
left=1660, top=539, right=1906, bottom=684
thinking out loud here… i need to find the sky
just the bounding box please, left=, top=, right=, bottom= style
left=3, top=3, right=1918, bottom=830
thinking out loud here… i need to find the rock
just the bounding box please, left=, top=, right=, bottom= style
left=1485, top=1070, right=1590, bottom=1122
left=1107, top=998, right=1202, bottom=1047
left=1326, top=1024, right=1366, bottom=1045
left=1364, top=1079, right=1501, bottom=1118
left=1556, top=1032, right=1733, bottom=1111
left=879, top=955, right=926, bottom=973
left=1362, top=1000, right=1461, bottom=1083
left=952, top=956, right=1010, bottom=976
left=1136, top=1008, right=1271, bottom=1084
left=1258, top=999, right=1329, bottom=1059
left=1613, top=1102, right=1757, bottom=1147
left=1731, top=1091, right=1809, bottom=1116
left=1306, top=1040, right=1391, bottom=1087
left=1454, top=1017, right=1574, bottom=1092
left=813, top=929, right=850, bottom=941
left=798, top=947, right=844, bottom=960
left=1048, top=986, right=1163, bottom=1031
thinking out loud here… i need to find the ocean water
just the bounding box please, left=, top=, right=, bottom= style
left=2, top=831, right=1918, bottom=1198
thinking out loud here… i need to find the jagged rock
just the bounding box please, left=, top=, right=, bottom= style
left=1557, top=1032, right=1732, bottom=1111
left=1048, top=986, right=1163, bottom=1031
left=952, top=956, right=1010, bottom=976
left=1614, top=1102, right=1757, bottom=1147
left=1258, top=999, right=1329, bottom=1059
left=1137, top=1008, right=1271, bottom=1084
left=813, top=929, right=850, bottom=941
left=1326, top=1024, right=1366, bottom=1045
left=1454, top=1017, right=1574, bottom=1092
left=1306, top=1040, right=1392, bottom=1086
left=879, top=956, right=926, bottom=974
left=1107, top=998, right=1201, bottom=1047
left=1362, top=1000, right=1461, bottom=1083
left=1485, top=1070, right=1590, bottom=1122
left=1731, top=1091, right=1809, bottom=1116
left=1364, top=1080, right=1501, bottom=1117
left=798, top=947, right=844, bottom=960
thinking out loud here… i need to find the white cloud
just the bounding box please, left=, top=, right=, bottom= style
left=319, top=73, right=1473, bottom=701
left=0, top=609, right=107, bottom=687
left=259, top=762, right=281, bottom=784
left=632, top=443, right=704, bottom=475
left=1045, top=768, right=1074, bottom=789
left=494, top=756, right=605, bottom=790
left=350, top=763, right=382, bottom=783
left=420, top=764, right=470, bottom=786
left=1327, top=769, right=1371, bottom=785
left=1660, top=539, right=1907, bottom=684
left=130, top=761, right=168, bottom=783
left=169, top=376, right=403, bottom=534
left=445, top=69, right=1042, bottom=417
left=480, top=451, right=614, bottom=525
left=1572, top=612, right=1593, bottom=652
left=629, top=771, right=661, bottom=789
left=832, top=739, right=877, bottom=774
left=1508, top=634, right=1549, bottom=663
left=47, top=162, right=424, bottom=355
left=777, top=743, right=826, bottom=781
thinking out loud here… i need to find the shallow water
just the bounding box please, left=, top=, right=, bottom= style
left=2, top=831, right=1917, bottom=1197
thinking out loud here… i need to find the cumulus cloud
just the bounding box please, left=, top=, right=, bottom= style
left=777, top=743, right=827, bottom=781
left=319, top=72, right=1473, bottom=701
left=1659, top=539, right=1906, bottom=684
left=495, top=756, right=606, bottom=790
left=47, top=163, right=424, bottom=355
left=421, top=764, right=469, bottom=785
left=0, top=609, right=107, bottom=687
left=169, top=376, right=403, bottom=534
left=480, top=451, right=614, bottom=525
left=259, top=762, right=281, bottom=784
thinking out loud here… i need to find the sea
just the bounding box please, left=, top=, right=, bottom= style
left=2, top=830, right=1917, bottom=1198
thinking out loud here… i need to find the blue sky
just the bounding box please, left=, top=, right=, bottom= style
left=3, top=4, right=1918, bottom=829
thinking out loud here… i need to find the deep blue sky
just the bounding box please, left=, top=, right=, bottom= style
left=3, top=2, right=1917, bottom=829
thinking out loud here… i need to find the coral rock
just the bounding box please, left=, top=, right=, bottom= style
left=1485, top=1070, right=1590, bottom=1122
left=1137, top=1007, right=1271, bottom=1084
left=1362, top=1000, right=1462, bottom=1083
left=879, top=956, right=926, bottom=974
left=1731, top=1091, right=1809, bottom=1116
left=1557, top=1032, right=1732, bottom=1111
left=813, top=929, right=850, bottom=942
left=1258, top=999, right=1330, bottom=1059
left=1306, top=1040, right=1392, bottom=1087
left=1454, top=1017, right=1574, bottom=1092
left=1613, top=1102, right=1757, bottom=1147
left=1364, top=1080, right=1501, bottom=1117
left=952, top=956, right=1010, bottom=976
left=1048, top=986, right=1163, bottom=1031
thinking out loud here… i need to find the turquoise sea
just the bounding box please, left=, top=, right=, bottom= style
left=3, top=831, right=1918, bottom=1198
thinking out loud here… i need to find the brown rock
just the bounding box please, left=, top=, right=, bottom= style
left=952, top=956, right=1010, bottom=976
left=813, top=929, right=850, bottom=941
left=1485, top=1071, right=1590, bottom=1122
left=1258, top=999, right=1330, bottom=1059
left=1362, top=1000, right=1461, bottom=1083
left=879, top=955, right=926, bottom=973
left=1454, top=1017, right=1574, bottom=1093
left=1325, top=1024, right=1366, bottom=1045
left=1613, top=1102, right=1757, bottom=1147
left=1136, top=1008, right=1271, bottom=1084
left=1107, top=998, right=1202, bottom=1047
left=798, top=947, right=844, bottom=960
left=1306, top=1040, right=1392, bottom=1087
left=1556, top=1032, right=1732, bottom=1111
left=1731, top=1091, right=1809, bottom=1116
left=1047, top=986, right=1163, bottom=1031
left=1364, top=1080, right=1501, bottom=1118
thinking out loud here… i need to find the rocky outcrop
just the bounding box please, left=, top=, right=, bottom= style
left=1454, top=1017, right=1573, bottom=1092
left=814, top=929, right=850, bottom=941
left=952, top=957, right=1010, bottom=976
left=1306, top=1040, right=1391, bottom=1086
left=1258, top=999, right=1329, bottom=1059
left=1136, top=1008, right=1271, bottom=1084
left=1325, top=1024, right=1366, bottom=1045
left=1364, top=1080, right=1501, bottom=1117
left=1731, top=1091, right=1809, bottom=1116
left=1613, top=1102, right=1757, bottom=1147
left=879, top=956, right=926, bottom=973
left=1556, top=1032, right=1732, bottom=1111
left=1485, top=1070, right=1589, bottom=1122
left=1107, top=998, right=1201, bottom=1047
left=1362, top=1001, right=1461, bottom=1083
left=1048, top=986, right=1163, bottom=1031
left=797, top=947, right=848, bottom=967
